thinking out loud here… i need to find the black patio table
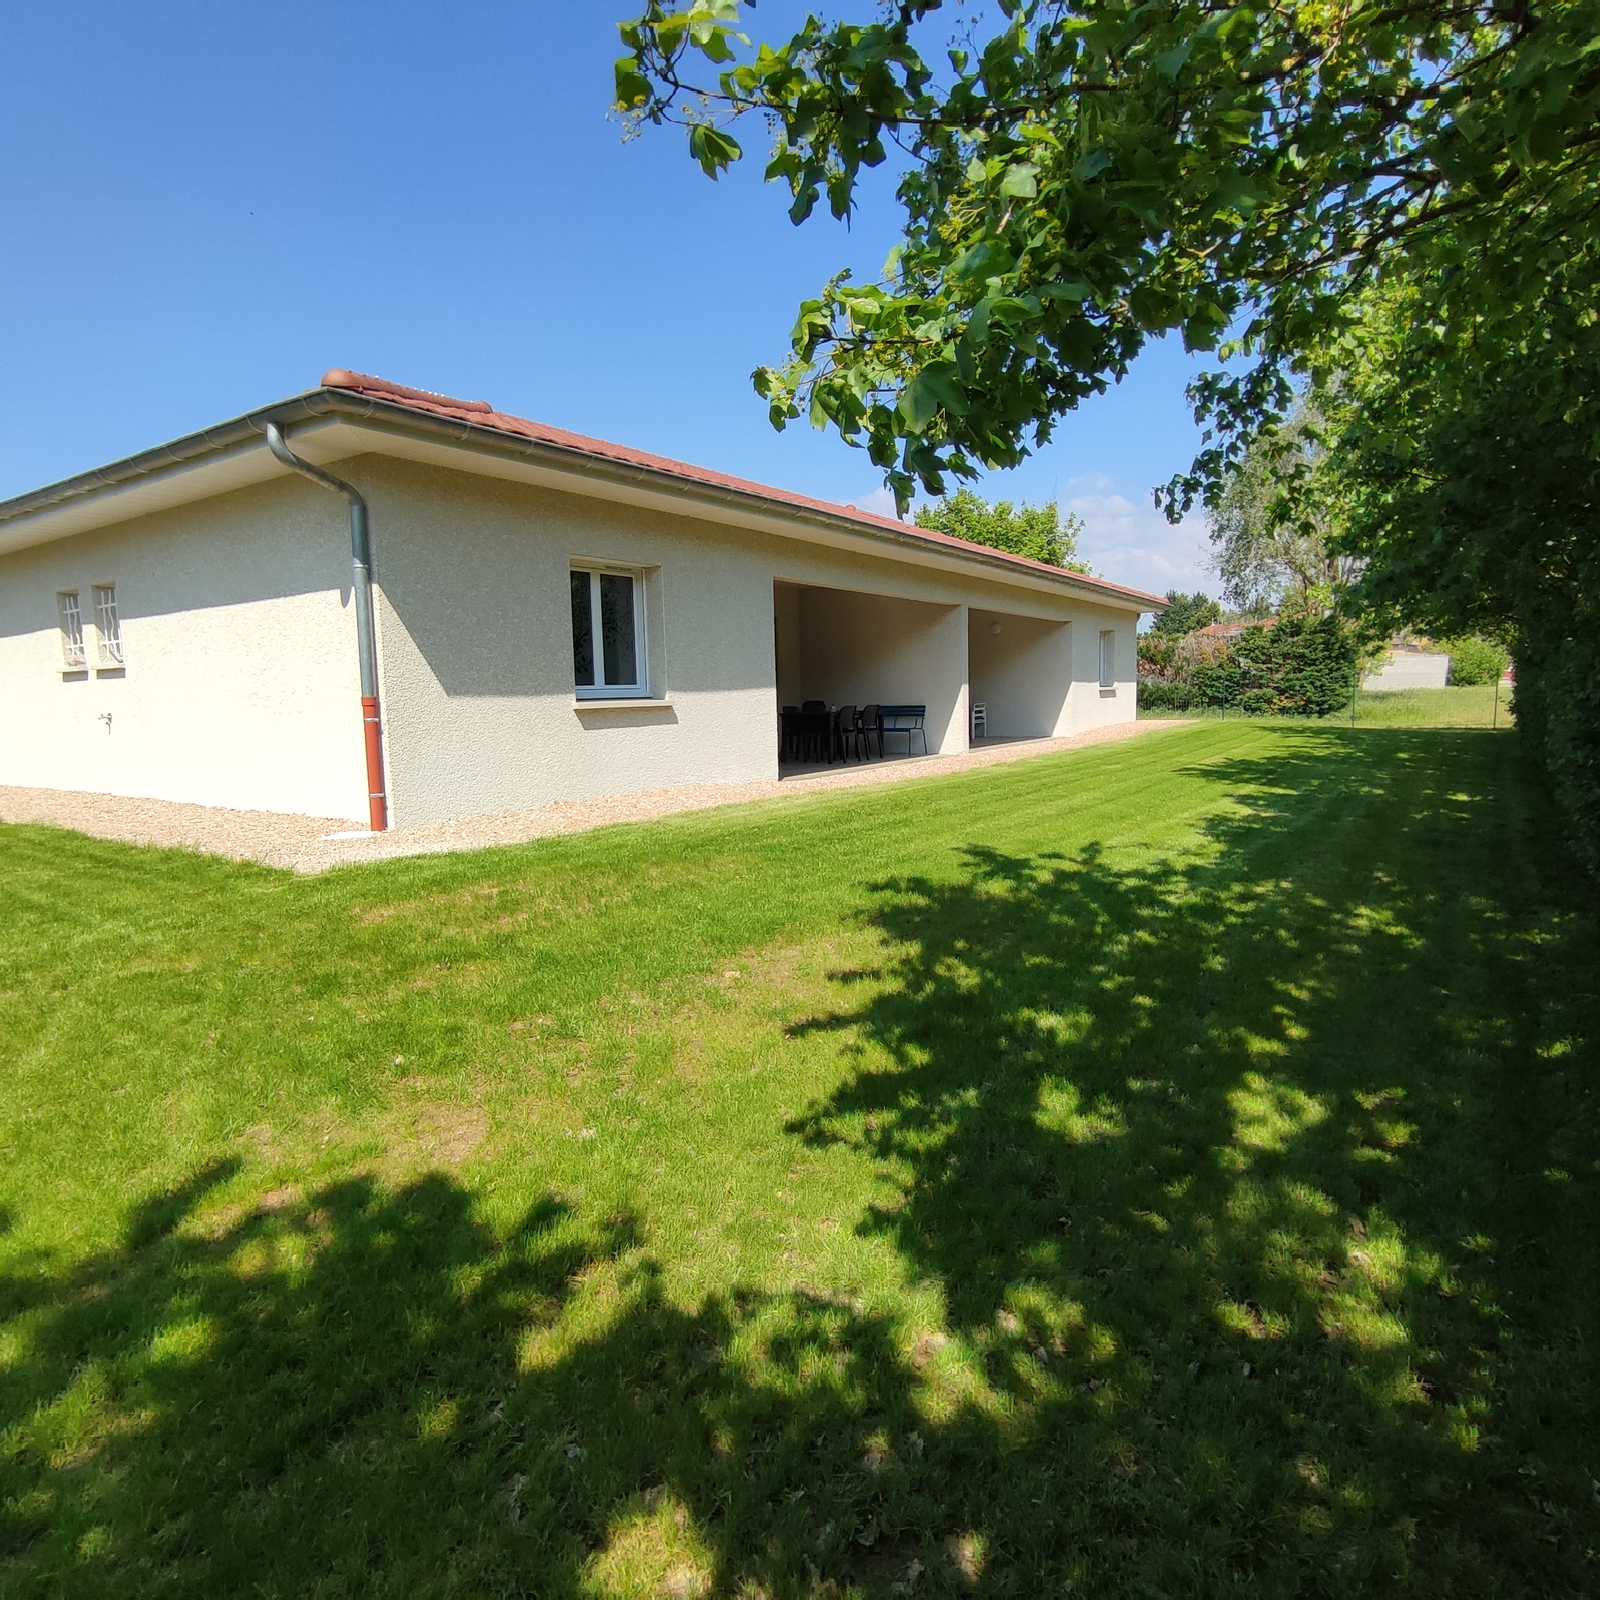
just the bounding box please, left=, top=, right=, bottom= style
left=781, top=706, right=866, bottom=763
left=781, top=707, right=833, bottom=763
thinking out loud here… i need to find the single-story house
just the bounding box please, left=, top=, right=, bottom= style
left=0, top=370, right=1163, bottom=831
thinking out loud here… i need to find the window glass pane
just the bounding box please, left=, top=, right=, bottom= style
left=571, top=570, right=594, bottom=686
left=599, top=572, right=637, bottom=686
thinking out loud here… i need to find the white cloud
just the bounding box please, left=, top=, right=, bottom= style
left=1063, top=473, right=1215, bottom=598
left=848, top=484, right=903, bottom=519
left=847, top=471, right=1218, bottom=603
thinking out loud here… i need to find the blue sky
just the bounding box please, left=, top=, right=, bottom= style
left=0, top=1, right=1217, bottom=595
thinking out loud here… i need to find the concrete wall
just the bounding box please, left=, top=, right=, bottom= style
left=1363, top=651, right=1451, bottom=690
left=0, top=478, right=369, bottom=820
left=968, top=607, right=1073, bottom=739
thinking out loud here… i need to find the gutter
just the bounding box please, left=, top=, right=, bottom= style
left=0, top=387, right=1166, bottom=612
left=264, top=423, right=388, bottom=833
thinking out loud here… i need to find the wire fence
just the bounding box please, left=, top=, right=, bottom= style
left=1139, top=682, right=1514, bottom=730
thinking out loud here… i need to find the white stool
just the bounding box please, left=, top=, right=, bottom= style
left=971, top=702, right=987, bottom=740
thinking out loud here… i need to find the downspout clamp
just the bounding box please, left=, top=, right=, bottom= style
left=264, top=423, right=388, bottom=831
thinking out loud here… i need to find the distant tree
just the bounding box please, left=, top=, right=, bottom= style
left=1151, top=591, right=1222, bottom=638
left=916, top=489, right=1089, bottom=571
left=1207, top=408, right=1360, bottom=620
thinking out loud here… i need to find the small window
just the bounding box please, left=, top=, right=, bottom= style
left=1098, top=629, right=1116, bottom=689
left=57, top=591, right=85, bottom=668
left=570, top=565, right=646, bottom=697
left=93, top=584, right=123, bottom=667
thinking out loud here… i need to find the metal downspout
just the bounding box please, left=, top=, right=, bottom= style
left=264, top=423, right=388, bottom=831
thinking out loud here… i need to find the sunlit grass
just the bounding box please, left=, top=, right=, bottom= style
left=0, top=724, right=1594, bottom=1597
left=1349, top=685, right=1513, bottom=727
left=1139, top=684, right=1513, bottom=727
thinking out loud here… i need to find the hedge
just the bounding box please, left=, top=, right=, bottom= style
left=1139, top=615, right=1358, bottom=716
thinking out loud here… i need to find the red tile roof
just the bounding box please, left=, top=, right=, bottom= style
left=1197, top=619, right=1271, bottom=639
left=320, top=369, right=1165, bottom=609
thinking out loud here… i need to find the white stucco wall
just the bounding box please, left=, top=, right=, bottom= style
left=365, top=457, right=1144, bottom=826
left=0, top=447, right=1145, bottom=827
left=1066, top=613, right=1137, bottom=731
left=969, top=608, right=1073, bottom=739
left=0, top=478, right=369, bottom=820
left=363, top=458, right=782, bottom=828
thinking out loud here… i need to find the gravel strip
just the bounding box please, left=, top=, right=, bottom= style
left=0, top=787, right=356, bottom=871
left=0, top=718, right=1183, bottom=874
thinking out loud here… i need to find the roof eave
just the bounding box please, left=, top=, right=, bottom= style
left=0, top=388, right=1166, bottom=610
left=318, top=392, right=1165, bottom=609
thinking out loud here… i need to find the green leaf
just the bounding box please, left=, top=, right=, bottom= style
left=1073, top=148, right=1113, bottom=182
left=899, top=363, right=968, bottom=433
left=613, top=59, right=653, bottom=109
left=952, top=237, right=1017, bottom=283
left=999, top=162, right=1039, bottom=199
left=688, top=123, right=743, bottom=178
left=1154, top=39, right=1192, bottom=77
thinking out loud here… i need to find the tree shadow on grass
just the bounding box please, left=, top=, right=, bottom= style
left=0, top=1165, right=942, bottom=1599
left=1, top=731, right=1595, bottom=1598
left=786, top=730, right=1599, bottom=1593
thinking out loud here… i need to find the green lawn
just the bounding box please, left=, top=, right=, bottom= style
left=1, top=724, right=1595, bottom=1598
left=1140, top=684, right=1513, bottom=728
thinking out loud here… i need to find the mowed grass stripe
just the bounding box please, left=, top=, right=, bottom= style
left=0, top=722, right=1594, bottom=1599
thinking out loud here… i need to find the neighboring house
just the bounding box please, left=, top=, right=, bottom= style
left=1196, top=619, right=1274, bottom=642
left=0, top=370, right=1162, bottom=831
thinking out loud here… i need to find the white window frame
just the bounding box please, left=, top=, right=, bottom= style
left=57, top=591, right=86, bottom=669
left=570, top=564, right=648, bottom=700
left=93, top=583, right=124, bottom=667
left=1098, top=628, right=1116, bottom=689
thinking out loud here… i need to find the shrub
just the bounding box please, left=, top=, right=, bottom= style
left=1138, top=679, right=1197, bottom=711
left=1443, top=636, right=1510, bottom=686
left=1510, top=621, right=1600, bottom=876
left=1192, top=661, right=1245, bottom=706
left=1234, top=616, right=1361, bottom=716
left=1140, top=616, right=1359, bottom=716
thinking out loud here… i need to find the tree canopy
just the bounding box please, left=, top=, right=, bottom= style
left=914, top=487, right=1088, bottom=569
left=1312, top=221, right=1600, bottom=865
left=616, top=0, right=1600, bottom=506
left=1206, top=405, right=1360, bottom=620
left=1149, top=591, right=1221, bottom=637
left=617, top=0, right=1600, bottom=867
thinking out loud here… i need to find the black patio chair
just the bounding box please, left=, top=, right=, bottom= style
left=858, top=704, right=883, bottom=759
left=833, top=705, right=859, bottom=762
left=784, top=705, right=828, bottom=762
